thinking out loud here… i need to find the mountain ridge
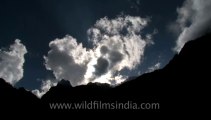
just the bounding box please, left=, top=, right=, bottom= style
left=0, top=33, right=210, bottom=115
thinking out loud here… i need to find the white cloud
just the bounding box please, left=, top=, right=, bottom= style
left=32, top=79, right=57, bottom=98
left=44, top=15, right=155, bottom=87
left=146, top=62, right=161, bottom=73
left=44, top=36, right=91, bottom=86
left=172, top=0, right=211, bottom=52
left=0, top=40, right=27, bottom=85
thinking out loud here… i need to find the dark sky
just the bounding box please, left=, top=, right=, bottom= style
left=0, top=0, right=185, bottom=90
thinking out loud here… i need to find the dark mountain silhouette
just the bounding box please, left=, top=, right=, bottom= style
left=0, top=33, right=210, bottom=115
left=0, top=78, right=41, bottom=112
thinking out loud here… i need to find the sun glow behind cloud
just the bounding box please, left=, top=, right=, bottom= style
left=43, top=15, right=155, bottom=87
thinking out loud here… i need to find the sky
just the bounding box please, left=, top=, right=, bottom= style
left=0, top=0, right=211, bottom=97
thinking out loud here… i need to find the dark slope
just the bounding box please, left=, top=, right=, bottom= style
left=115, top=33, right=210, bottom=113
left=0, top=78, right=41, bottom=112
left=0, top=33, right=210, bottom=114
left=42, top=33, right=210, bottom=113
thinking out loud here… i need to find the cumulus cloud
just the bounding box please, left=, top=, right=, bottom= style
left=0, top=40, right=27, bottom=85
left=44, top=15, right=154, bottom=86
left=44, top=36, right=90, bottom=86
left=171, top=0, right=211, bottom=52
left=32, top=79, right=57, bottom=98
